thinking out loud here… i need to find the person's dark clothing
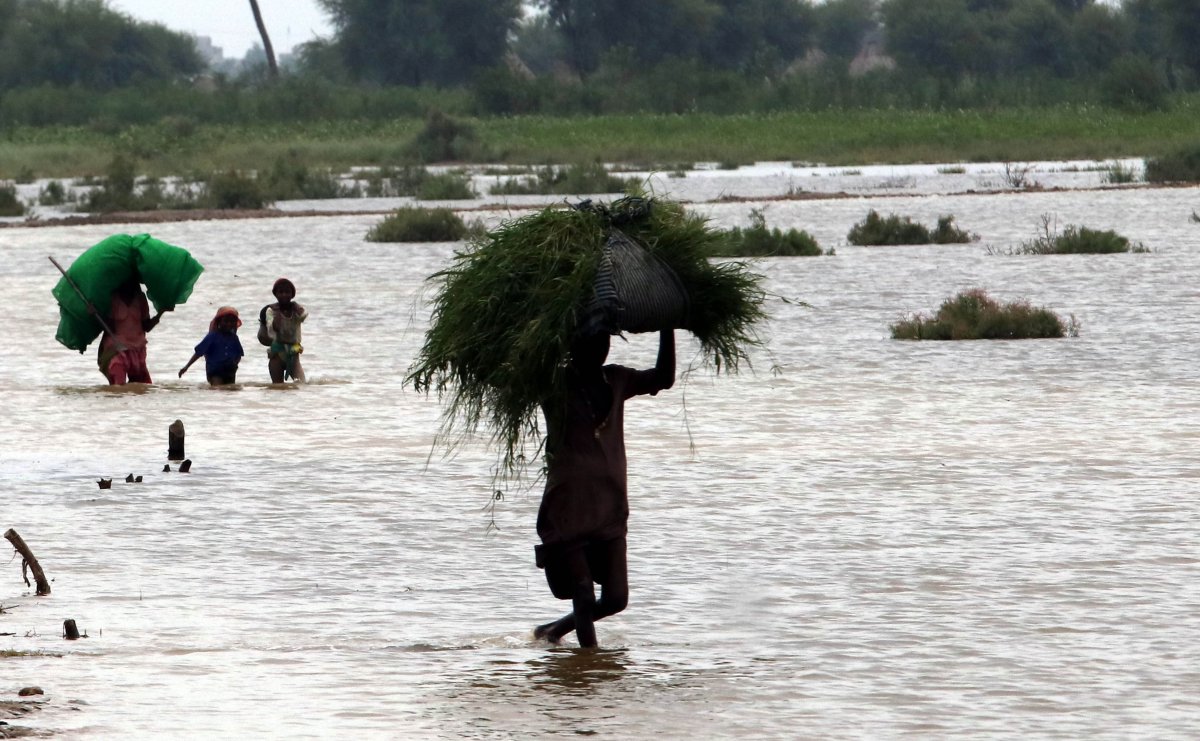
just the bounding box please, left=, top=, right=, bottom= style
left=194, top=331, right=244, bottom=380
left=536, top=364, right=671, bottom=551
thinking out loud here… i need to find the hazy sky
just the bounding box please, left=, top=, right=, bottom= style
left=107, top=0, right=334, bottom=58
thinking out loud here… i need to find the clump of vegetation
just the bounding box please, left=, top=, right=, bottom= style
left=1001, top=162, right=1039, bottom=190
left=203, top=170, right=268, bottom=210
left=1101, top=55, right=1170, bottom=113
left=1145, top=145, right=1200, bottom=184
left=847, top=210, right=975, bottom=245
left=37, top=180, right=70, bottom=206
left=891, top=288, right=1073, bottom=340
left=416, top=172, right=476, bottom=200
left=0, top=183, right=25, bottom=216
left=406, top=196, right=766, bottom=481
left=490, top=162, right=635, bottom=196
left=366, top=206, right=481, bottom=242
left=363, top=166, right=476, bottom=199
left=261, top=153, right=359, bottom=200
left=1008, top=215, right=1148, bottom=254
left=1103, top=161, right=1139, bottom=184
left=84, top=155, right=142, bottom=212
left=715, top=207, right=823, bottom=257
left=404, top=111, right=489, bottom=164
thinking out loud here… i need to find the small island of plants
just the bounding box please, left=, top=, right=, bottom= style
left=891, top=288, right=1075, bottom=340
left=366, top=206, right=484, bottom=242
left=848, top=210, right=976, bottom=246
left=1004, top=216, right=1150, bottom=255
left=714, top=207, right=824, bottom=257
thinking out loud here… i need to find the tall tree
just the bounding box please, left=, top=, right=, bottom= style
left=813, top=0, right=879, bottom=62
left=248, top=0, right=279, bottom=78
left=537, top=0, right=724, bottom=75
left=316, top=0, right=520, bottom=86
left=882, top=0, right=993, bottom=77
left=0, top=0, right=202, bottom=89
left=1156, top=0, right=1200, bottom=76
left=702, top=0, right=814, bottom=75
left=1001, top=0, right=1072, bottom=75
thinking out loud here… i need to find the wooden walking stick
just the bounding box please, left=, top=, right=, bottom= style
left=4, top=529, right=51, bottom=596
left=47, top=254, right=129, bottom=354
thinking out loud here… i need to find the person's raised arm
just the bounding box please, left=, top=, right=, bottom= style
left=178, top=352, right=201, bottom=378
left=654, top=329, right=675, bottom=390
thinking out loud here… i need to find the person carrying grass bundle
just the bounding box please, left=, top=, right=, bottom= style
left=406, top=195, right=767, bottom=648
left=533, top=328, right=675, bottom=647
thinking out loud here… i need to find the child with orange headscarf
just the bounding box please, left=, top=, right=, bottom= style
left=178, top=306, right=245, bottom=386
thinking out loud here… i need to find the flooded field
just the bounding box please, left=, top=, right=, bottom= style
left=1, top=162, right=1199, bottom=739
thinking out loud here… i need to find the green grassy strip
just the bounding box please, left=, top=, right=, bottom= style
left=4, top=101, right=1200, bottom=179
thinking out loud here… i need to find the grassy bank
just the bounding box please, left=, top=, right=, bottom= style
left=4, top=101, right=1200, bottom=179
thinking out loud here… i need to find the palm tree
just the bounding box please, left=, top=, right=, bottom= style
left=248, top=0, right=279, bottom=78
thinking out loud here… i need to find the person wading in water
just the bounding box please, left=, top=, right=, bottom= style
left=533, top=328, right=675, bottom=647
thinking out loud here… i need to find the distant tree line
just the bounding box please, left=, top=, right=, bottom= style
left=0, top=0, right=201, bottom=88
left=1, top=0, right=1198, bottom=122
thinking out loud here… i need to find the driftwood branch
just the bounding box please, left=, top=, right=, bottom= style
left=4, top=529, right=51, bottom=596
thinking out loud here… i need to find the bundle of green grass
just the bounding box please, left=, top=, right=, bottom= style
left=407, top=196, right=767, bottom=480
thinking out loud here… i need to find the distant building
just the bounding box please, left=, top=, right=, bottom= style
left=848, top=29, right=896, bottom=77
left=191, top=35, right=225, bottom=68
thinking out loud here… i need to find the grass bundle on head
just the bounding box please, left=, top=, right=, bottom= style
left=406, top=196, right=767, bottom=482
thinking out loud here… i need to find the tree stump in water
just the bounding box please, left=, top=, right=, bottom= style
left=168, top=419, right=185, bottom=460
left=3, top=529, right=51, bottom=596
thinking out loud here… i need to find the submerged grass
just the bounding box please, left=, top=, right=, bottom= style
left=891, top=288, right=1071, bottom=340
left=406, top=196, right=766, bottom=483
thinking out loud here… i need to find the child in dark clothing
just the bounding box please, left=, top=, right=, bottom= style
left=179, top=307, right=245, bottom=386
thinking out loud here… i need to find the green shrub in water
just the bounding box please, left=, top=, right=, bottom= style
left=1013, top=215, right=1147, bottom=254
left=1145, top=145, right=1200, bottom=184
left=84, top=155, right=139, bottom=212
left=364, top=166, right=475, bottom=199
left=1103, top=162, right=1139, bottom=184
left=0, top=183, right=25, bottom=216
left=848, top=210, right=974, bottom=245
left=715, top=208, right=822, bottom=257
left=891, top=288, right=1070, bottom=340
left=417, top=172, right=477, bottom=200
left=366, top=206, right=479, bottom=242
left=38, top=180, right=68, bottom=205
left=262, top=153, right=357, bottom=200
left=404, top=111, right=488, bottom=164
left=490, top=162, right=635, bottom=196
left=203, top=171, right=268, bottom=210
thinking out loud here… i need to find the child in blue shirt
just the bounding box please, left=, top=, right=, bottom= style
left=179, top=306, right=245, bottom=386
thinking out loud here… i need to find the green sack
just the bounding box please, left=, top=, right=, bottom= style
left=53, top=234, right=204, bottom=352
